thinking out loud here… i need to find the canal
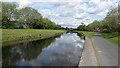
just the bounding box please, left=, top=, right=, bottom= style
left=2, top=33, right=85, bottom=66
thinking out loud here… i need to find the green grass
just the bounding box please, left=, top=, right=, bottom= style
left=101, top=33, right=119, bottom=46
left=81, top=31, right=95, bottom=37
left=77, top=31, right=94, bottom=38
left=2, top=29, right=66, bottom=46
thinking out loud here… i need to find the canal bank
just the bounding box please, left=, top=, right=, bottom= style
left=2, top=33, right=85, bottom=66
left=79, top=32, right=118, bottom=66
left=79, top=37, right=99, bottom=66
left=2, top=29, right=66, bottom=46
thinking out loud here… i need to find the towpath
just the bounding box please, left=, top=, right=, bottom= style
left=79, top=33, right=118, bottom=66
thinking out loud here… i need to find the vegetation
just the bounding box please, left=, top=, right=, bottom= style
left=77, top=23, right=87, bottom=31
left=2, top=29, right=66, bottom=46
left=77, top=6, right=119, bottom=33
left=81, top=31, right=94, bottom=38
left=1, top=2, right=62, bottom=29
left=101, top=33, right=119, bottom=45
left=77, top=6, right=119, bottom=45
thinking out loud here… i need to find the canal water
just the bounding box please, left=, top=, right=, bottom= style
left=2, top=33, right=85, bottom=66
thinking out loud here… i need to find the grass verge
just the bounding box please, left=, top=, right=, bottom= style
left=2, top=29, right=66, bottom=46
left=101, top=32, right=119, bottom=46
left=82, top=31, right=94, bottom=37
left=77, top=31, right=94, bottom=38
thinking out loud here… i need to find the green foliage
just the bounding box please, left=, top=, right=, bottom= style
left=77, top=23, right=87, bottom=31
left=87, top=20, right=101, bottom=32
left=2, top=2, right=62, bottom=29
left=79, top=6, right=119, bottom=33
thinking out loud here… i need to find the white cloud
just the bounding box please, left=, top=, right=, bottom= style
left=27, top=0, right=88, bottom=2
left=76, top=0, right=117, bottom=14
left=39, top=9, right=59, bottom=17
left=0, top=0, right=18, bottom=2
left=89, top=0, right=100, bottom=6
left=18, top=0, right=31, bottom=8
left=1, top=0, right=118, bottom=28
left=75, top=12, right=89, bottom=19
left=37, top=0, right=117, bottom=28
left=83, top=19, right=95, bottom=25
left=97, top=9, right=109, bottom=17
left=0, top=0, right=88, bottom=2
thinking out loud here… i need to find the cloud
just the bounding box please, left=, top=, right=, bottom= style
left=75, top=12, right=89, bottom=19
left=1, top=0, right=118, bottom=28
left=83, top=19, right=95, bottom=25
left=0, top=0, right=18, bottom=2
left=39, top=9, right=59, bottom=17
left=97, top=9, right=109, bottom=17
left=77, top=0, right=117, bottom=14
left=18, top=0, right=32, bottom=8
left=32, top=0, right=118, bottom=28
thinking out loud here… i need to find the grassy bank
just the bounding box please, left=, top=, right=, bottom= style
left=2, top=29, right=66, bottom=46
left=81, top=31, right=94, bottom=37
left=77, top=31, right=94, bottom=38
left=101, top=32, right=119, bottom=46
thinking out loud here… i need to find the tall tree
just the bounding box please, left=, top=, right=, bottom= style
left=77, top=23, right=87, bottom=31
left=2, top=2, right=62, bottom=29
left=2, top=2, right=17, bottom=28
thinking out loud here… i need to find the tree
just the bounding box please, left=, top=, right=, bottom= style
left=2, top=2, right=18, bottom=28
left=77, top=23, right=87, bottom=31
left=86, top=6, right=119, bottom=32
left=2, top=2, right=62, bottom=29
left=104, top=7, right=119, bottom=32
left=17, top=7, right=42, bottom=28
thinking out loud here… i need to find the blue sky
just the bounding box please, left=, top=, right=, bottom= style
left=1, top=0, right=118, bottom=28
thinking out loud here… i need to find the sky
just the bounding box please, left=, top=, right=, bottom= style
left=1, top=0, right=118, bottom=28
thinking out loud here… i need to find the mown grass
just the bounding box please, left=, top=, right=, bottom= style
left=77, top=31, right=95, bottom=38
left=101, top=32, right=119, bottom=46
left=2, top=29, right=66, bottom=46
left=81, top=31, right=95, bottom=37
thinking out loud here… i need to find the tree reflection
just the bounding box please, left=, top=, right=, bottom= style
left=77, top=33, right=85, bottom=40
left=2, top=35, right=61, bottom=66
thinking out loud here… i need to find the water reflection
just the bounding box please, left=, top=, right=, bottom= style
left=2, top=36, right=59, bottom=66
left=2, top=33, right=85, bottom=66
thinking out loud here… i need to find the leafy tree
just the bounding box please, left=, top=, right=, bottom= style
left=84, top=6, right=119, bottom=33
left=17, top=7, right=42, bottom=28
left=2, top=2, right=17, bottom=28
left=77, top=23, right=87, bottom=31
left=2, top=2, right=62, bottom=29
left=104, top=7, right=119, bottom=32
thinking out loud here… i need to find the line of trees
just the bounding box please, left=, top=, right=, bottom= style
left=77, top=6, right=119, bottom=33
left=1, top=2, right=62, bottom=29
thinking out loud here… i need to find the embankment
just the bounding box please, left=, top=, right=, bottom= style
left=2, top=29, right=66, bottom=46
left=78, top=37, right=99, bottom=66
left=77, top=31, right=99, bottom=66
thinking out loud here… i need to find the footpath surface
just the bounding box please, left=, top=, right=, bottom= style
left=92, top=33, right=118, bottom=66
left=79, top=37, right=99, bottom=66
left=79, top=33, right=118, bottom=66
